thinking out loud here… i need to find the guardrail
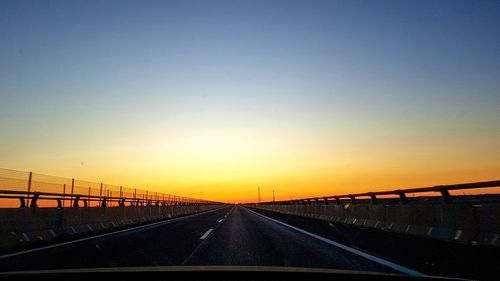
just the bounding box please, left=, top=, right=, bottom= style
left=253, top=180, right=500, bottom=247
left=258, top=180, right=500, bottom=205
left=0, top=168, right=221, bottom=208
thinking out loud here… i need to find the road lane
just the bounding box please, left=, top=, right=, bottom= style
left=0, top=206, right=232, bottom=271
left=247, top=206, right=500, bottom=280
left=245, top=207, right=424, bottom=276
left=0, top=205, right=434, bottom=277
left=184, top=206, right=399, bottom=274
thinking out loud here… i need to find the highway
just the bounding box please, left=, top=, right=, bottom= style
left=184, top=206, right=408, bottom=274
left=0, top=205, right=412, bottom=275
left=0, top=205, right=498, bottom=279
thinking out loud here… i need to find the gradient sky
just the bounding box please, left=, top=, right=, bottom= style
left=1, top=0, right=499, bottom=202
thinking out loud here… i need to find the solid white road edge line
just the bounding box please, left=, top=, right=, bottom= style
left=0, top=206, right=227, bottom=260
left=244, top=207, right=426, bottom=277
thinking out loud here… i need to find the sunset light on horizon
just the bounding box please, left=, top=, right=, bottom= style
left=1, top=0, right=499, bottom=203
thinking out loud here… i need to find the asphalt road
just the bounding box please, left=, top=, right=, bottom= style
left=184, top=206, right=400, bottom=274
left=249, top=206, right=500, bottom=280
left=0, top=207, right=232, bottom=271
left=3, top=205, right=497, bottom=279
left=0, top=205, right=411, bottom=276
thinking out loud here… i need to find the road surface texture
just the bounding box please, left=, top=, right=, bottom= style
left=0, top=205, right=498, bottom=279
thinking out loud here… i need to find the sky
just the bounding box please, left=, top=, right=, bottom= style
left=1, top=0, right=499, bottom=203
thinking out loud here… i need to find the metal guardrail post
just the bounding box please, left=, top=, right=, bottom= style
left=73, top=195, right=80, bottom=207
left=440, top=189, right=453, bottom=204
left=30, top=192, right=39, bottom=208
left=27, top=171, right=32, bottom=206
left=71, top=178, right=74, bottom=204
left=398, top=191, right=408, bottom=204
left=19, top=197, right=26, bottom=208
left=63, top=184, right=66, bottom=207
left=335, top=197, right=341, bottom=205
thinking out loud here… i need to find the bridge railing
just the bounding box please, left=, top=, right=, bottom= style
left=258, top=180, right=500, bottom=206
left=253, top=180, right=500, bottom=247
left=0, top=167, right=221, bottom=208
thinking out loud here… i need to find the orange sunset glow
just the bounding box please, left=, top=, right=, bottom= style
left=1, top=1, right=499, bottom=204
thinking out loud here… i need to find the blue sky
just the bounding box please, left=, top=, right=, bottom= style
left=1, top=0, right=499, bottom=200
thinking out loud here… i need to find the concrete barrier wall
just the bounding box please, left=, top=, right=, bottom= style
left=0, top=205, right=225, bottom=251
left=253, top=203, right=500, bottom=247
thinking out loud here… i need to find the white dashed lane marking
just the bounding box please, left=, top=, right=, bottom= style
left=200, top=229, right=213, bottom=240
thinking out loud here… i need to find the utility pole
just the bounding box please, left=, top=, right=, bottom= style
left=273, top=189, right=275, bottom=202
left=258, top=186, right=261, bottom=204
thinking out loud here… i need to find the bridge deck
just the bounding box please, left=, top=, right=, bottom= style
left=1, top=206, right=499, bottom=279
